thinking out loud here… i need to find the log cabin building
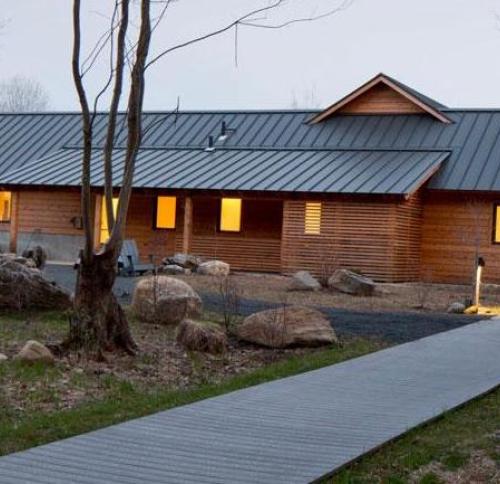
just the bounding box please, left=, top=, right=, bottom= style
left=1, top=73, right=500, bottom=284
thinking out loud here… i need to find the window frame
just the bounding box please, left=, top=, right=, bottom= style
left=153, top=195, right=177, bottom=231
left=99, top=196, right=119, bottom=244
left=218, top=197, right=243, bottom=233
left=492, top=203, right=500, bottom=244
left=304, top=201, right=322, bottom=235
left=0, top=191, right=12, bottom=224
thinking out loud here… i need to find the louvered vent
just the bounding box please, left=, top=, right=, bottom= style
left=304, top=202, right=322, bottom=235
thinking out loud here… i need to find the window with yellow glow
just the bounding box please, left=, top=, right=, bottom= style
left=0, top=192, right=11, bottom=222
left=494, top=204, right=500, bottom=243
left=100, top=197, right=119, bottom=244
left=304, top=202, right=322, bottom=235
left=220, top=198, right=242, bottom=232
left=156, top=196, right=176, bottom=229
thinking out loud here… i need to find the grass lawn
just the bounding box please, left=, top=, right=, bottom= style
left=326, top=387, right=500, bottom=483
left=0, top=309, right=380, bottom=457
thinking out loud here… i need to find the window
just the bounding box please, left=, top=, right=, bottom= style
left=304, top=202, right=322, bottom=235
left=220, top=198, right=242, bottom=232
left=100, top=197, right=119, bottom=244
left=494, top=204, right=500, bottom=243
left=156, top=196, right=176, bottom=229
left=0, top=192, right=11, bottom=222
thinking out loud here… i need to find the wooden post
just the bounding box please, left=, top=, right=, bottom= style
left=182, top=196, right=193, bottom=254
left=9, top=192, right=20, bottom=254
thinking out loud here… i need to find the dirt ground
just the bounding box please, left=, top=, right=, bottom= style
left=174, top=272, right=498, bottom=313
left=0, top=313, right=375, bottom=416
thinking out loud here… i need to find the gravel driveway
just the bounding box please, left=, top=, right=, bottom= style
left=43, top=264, right=484, bottom=344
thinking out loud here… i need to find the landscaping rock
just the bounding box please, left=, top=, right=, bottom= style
left=197, top=260, right=230, bottom=277
left=289, top=271, right=321, bottom=291
left=164, top=253, right=202, bottom=270
left=158, top=264, right=185, bottom=275
left=328, top=269, right=375, bottom=296
left=15, top=340, right=55, bottom=364
left=0, top=260, right=71, bottom=310
left=447, top=302, right=466, bottom=314
left=237, top=305, right=338, bottom=348
left=176, top=319, right=227, bottom=354
left=132, top=275, right=202, bottom=325
left=22, top=245, right=48, bottom=269
left=0, top=353, right=7, bottom=363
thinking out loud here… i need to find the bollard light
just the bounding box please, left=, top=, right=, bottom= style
left=474, top=257, right=486, bottom=307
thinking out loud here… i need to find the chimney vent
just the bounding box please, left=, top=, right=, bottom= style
left=205, top=135, right=215, bottom=152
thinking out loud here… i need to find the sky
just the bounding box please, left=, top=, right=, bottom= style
left=1, top=0, right=500, bottom=112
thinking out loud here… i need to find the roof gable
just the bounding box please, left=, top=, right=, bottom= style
left=309, top=74, right=452, bottom=124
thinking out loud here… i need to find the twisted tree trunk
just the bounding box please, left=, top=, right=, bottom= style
left=67, top=248, right=136, bottom=358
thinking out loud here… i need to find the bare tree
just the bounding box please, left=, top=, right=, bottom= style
left=0, top=76, right=49, bottom=112
left=66, top=0, right=353, bottom=358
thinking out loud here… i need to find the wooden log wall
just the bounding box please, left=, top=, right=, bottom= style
left=421, top=191, right=500, bottom=284
left=281, top=194, right=423, bottom=282
left=175, top=197, right=282, bottom=272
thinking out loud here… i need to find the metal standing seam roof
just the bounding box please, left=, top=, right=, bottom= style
left=1, top=108, right=500, bottom=191
left=0, top=148, right=449, bottom=196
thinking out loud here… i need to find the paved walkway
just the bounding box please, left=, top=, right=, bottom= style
left=1, top=319, right=499, bottom=484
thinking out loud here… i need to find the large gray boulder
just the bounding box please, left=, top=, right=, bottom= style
left=237, top=306, right=337, bottom=348
left=164, top=253, right=202, bottom=270
left=0, top=260, right=71, bottom=310
left=289, top=271, right=321, bottom=291
left=328, top=269, right=375, bottom=296
left=15, top=340, right=55, bottom=364
left=132, top=275, right=202, bottom=325
left=197, top=260, right=230, bottom=277
left=447, top=302, right=466, bottom=314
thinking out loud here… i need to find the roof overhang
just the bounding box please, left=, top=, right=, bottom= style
left=309, top=73, right=453, bottom=124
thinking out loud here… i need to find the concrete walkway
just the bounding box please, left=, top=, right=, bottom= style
left=1, top=319, right=499, bottom=484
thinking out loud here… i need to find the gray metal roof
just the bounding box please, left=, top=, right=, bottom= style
left=0, top=148, right=448, bottom=195
left=1, top=107, right=500, bottom=192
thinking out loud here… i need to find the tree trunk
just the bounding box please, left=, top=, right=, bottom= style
left=66, top=249, right=137, bottom=358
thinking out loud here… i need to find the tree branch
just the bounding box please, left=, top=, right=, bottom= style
left=72, top=0, right=94, bottom=261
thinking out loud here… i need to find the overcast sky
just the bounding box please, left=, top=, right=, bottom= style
left=1, top=0, right=500, bottom=111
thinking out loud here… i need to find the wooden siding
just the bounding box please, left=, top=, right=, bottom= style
left=281, top=196, right=422, bottom=282
left=176, top=197, right=283, bottom=272
left=18, top=190, right=83, bottom=236
left=339, top=84, right=426, bottom=115
left=421, top=192, right=500, bottom=284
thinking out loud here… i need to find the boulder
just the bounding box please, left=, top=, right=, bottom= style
left=197, top=260, right=230, bottom=277
left=176, top=319, right=227, bottom=354
left=237, top=305, right=337, bottom=348
left=132, top=275, right=202, bottom=325
left=15, top=340, right=55, bottom=364
left=289, top=271, right=321, bottom=291
left=158, top=264, right=185, bottom=275
left=328, top=269, right=375, bottom=296
left=0, top=260, right=71, bottom=310
left=22, top=246, right=48, bottom=269
left=0, top=353, right=7, bottom=363
left=447, top=302, right=466, bottom=314
left=164, top=253, right=202, bottom=270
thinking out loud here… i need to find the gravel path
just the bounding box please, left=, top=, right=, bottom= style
left=43, top=265, right=483, bottom=344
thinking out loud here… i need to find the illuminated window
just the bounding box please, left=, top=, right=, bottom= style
left=304, top=202, right=322, bottom=235
left=494, top=204, right=500, bottom=243
left=156, top=196, right=176, bottom=229
left=220, top=198, right=242, bottom=232
left=0, top=192, right=11, bottom=222
left=100, top=197, right=119, bottom=243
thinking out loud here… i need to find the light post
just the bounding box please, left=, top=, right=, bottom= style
left=474, top=256, right=486, bottom=308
